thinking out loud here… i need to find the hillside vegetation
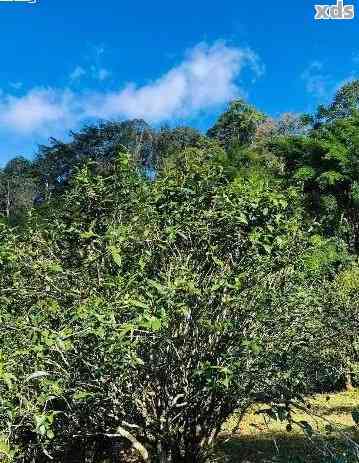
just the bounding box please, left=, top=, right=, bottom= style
left=0, top=81, right=358, bottom=462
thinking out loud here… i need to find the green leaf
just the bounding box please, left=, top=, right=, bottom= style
left=108, top=246, right=122, bottom=267
left=73, top=390, right=94, bottom=401
left=80, top=231, right=98, bottom=239
left=0, top=438, right=13, bottom=458
left=46, top=429, right=55, bottom=440
left=0, top=372, right=16, bottom=390
left=25, top=371, right=49, bottom=382
left=212, top=256, right=224, bottom=267
left=128, top=299, right=149, bottom=310
left=47, top=262, right=63, bottom=273
left=147, top=279, right=168, bottom=296
left=262, top=244, right=272, bottom=254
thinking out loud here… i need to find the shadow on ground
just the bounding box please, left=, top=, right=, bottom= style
left=217, top=433, right=359, bottom=463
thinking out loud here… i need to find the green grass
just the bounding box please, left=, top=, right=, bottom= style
left=218, top=389, right=359, bottom=462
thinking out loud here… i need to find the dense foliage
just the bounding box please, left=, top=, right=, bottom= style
left=0, top=81, right=358, bottom=462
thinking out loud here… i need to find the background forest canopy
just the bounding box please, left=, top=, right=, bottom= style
left=0, top=79, right=358, bottom=462
left=2, top=78, right=359, bottom=244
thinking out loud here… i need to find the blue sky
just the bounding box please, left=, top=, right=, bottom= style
left=0, top=0, right=358, bottom=165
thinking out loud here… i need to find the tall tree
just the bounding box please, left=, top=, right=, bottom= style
left=306, top=80, right=359, bottom=127
left=0, top=156, right=35, bottom=224
left=33, top=119, right=154, bottom=196
left=207, top=99, right=266, bottom=149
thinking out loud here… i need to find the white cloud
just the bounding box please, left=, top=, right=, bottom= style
left=85, top=41, right=264, bottom=122
left=90, top=66, right=111, bottom=81
left=301, top=61, right=329, bottom=98
left=70, top=66, right=87, bottom=81
left=0, top=88, right=80, bottom=135
left=352, top=52, right=359, bottom=65
left=9, top=82, right=23, bottom=90
left=0, top=41, right=263, bottom=135
left=302, top=60, right=359, bottom=104
left=94, top=45, right=105, bottom=57
left=70, top=65, right=110, bottom=82
left=97, top=68, right=111, bottom=81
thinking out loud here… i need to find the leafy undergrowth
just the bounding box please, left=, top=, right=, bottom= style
left=217, top=389, right=359, bottom=462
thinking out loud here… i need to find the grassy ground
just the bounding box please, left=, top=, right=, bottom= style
left=218, top=389, right=359, bottom=462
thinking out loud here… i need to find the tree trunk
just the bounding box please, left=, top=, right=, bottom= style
left=6, top=180, right=10, bottom=219
left=345, top=372, right=353, bottom=391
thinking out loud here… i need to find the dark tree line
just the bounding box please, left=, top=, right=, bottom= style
left=0, top=120, right=209, bottom=225
left=1, top=81, right=359, bottom=253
